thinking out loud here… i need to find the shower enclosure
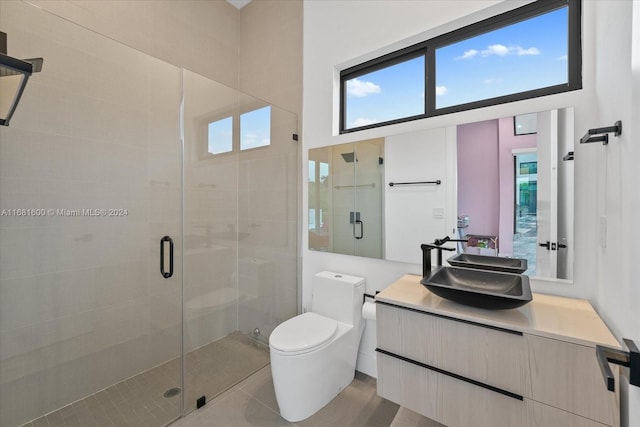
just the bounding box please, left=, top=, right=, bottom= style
left=0, top=2, right=298, bottom=426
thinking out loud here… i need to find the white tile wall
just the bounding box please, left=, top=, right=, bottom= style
left=0, top=2, right=183, bottom=425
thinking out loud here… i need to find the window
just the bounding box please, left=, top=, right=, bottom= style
left=340, top=0, right=580, bottom=133
left=208, top=116, right=233, bottom=154
left=204, top=105, right=271, bottom=157
left=514, top=113, right=538, bottom=135
left=344, top=55, right=425, bottom=130
left=308, top=159, right=329, bottom=238
left=435, top=7, right=569, bottom=109
left=240, top=106, right=271, bottom=150
left=519, top=161, right=538, bottom=175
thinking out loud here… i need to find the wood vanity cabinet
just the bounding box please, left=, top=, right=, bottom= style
left=375, top=275, right=621, bottom=427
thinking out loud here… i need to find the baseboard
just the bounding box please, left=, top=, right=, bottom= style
left=356, top=350, right=377, bottom=378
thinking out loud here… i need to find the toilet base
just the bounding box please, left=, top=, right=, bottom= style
left=270, top=322, right=360, bottom=422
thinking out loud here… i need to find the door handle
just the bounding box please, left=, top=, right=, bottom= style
left=354, top=220, right=364, bottom=240
left=538, top=241, right=550, bottom=250
left=558, top=243, right=567, bottom=249
left=160, top=236, right=174, bottom=278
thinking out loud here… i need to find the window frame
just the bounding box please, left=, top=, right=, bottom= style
left=340, top=43, right=429, bottom=132
left=339, top=0, right=581, bottom=134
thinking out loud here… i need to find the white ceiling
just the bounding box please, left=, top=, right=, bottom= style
left=226, top=0, right=252, bottom=9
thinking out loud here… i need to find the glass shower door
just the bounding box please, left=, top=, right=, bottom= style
left=182, top=70, right=298, bottom=413
left=0, top=2, right=183, bottom=426
left=353, top=139, right=384, bottom=258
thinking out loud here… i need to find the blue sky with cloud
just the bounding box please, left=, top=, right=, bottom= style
left=345, top=56, right=425, bottom=128
left=436, top=6, right=568, bottom=108
left=240, top=106, right=271, bottom=150
left=345, top=6, right=568, bottom=128
left=208, top=106, right=271, bottom=154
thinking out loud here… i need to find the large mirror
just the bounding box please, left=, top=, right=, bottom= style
left=308, top=138, right=385, bottom=258
left=308, top=108, right=574, bottom=281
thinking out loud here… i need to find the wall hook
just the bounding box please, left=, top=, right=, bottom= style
left=580, top=120, right=622, bottom=145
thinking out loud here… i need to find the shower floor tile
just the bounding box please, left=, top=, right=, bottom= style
left=22, top=335, right=442, bottom=427
left=22, top=332, right=269, bottom=427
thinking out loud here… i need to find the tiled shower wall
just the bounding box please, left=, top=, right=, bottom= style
left=0, top=2, right=183, bottom=425
left=0, top=1, right=302, bottom=426
left=24, top=0, right=304, bottom=342
left=28, top=0, right=303, bottom=126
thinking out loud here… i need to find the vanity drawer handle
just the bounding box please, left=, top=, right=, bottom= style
left=376, top=301, right=522, bottom=336
left=376, top=348, right=523, bottom=401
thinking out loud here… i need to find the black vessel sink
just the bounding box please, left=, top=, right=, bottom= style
left=447, top=253, right=528, bottom=274
left=421, top=266, right=532, bottom=310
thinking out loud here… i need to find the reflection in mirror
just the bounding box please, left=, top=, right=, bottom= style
left=456, top=108, right=574, bottom=279
left=308, top=139, right=384, bottom=258
left=308, top=108, right=574, bottom=282
left=384, top=128, right=457, bottom=264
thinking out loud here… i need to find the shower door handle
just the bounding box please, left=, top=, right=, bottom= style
left=354, top=220, right=364, bottom=240
left=160, top=236, right=174, bottom=278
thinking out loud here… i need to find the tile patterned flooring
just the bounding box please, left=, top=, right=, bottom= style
left=389, top=408, right=444, bottom=427
left=22, top=332, right=270, bottom=427
left=172, top=366, right=444, bottom=427
left=172, top=367, right=402, bottom=427
left=21, top=331, right=442, bottom=427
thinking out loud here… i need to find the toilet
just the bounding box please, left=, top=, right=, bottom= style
left=269, top=271, right=365, bottom=422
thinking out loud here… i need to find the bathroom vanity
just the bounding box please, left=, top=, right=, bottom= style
left=375, top=274, right=621, bottom=427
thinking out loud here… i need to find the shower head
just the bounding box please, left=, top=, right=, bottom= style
left=341, top=152, right=357, bottom=163
left=0, top=31, right=44, bottom=126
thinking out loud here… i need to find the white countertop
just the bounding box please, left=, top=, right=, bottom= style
left=376, top=274, right=620, bottom=349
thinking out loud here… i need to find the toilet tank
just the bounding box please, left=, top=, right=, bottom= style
left=312, top=271, right=365, bottom=325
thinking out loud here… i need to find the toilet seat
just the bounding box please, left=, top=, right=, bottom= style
left=269, top=312, right=338, bottom=355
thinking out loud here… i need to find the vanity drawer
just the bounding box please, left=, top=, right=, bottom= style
left=525, top=399, right=613, bottom=427
left=377, top=351, right=525, bottom=427
left=377, top=303, right=526, bottom=395
left=524, top=334, right=619, bottom=427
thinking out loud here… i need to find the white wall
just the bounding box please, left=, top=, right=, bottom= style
left=630, top=3, right=640, bottom=422
left=303, top=1, right=639, bottom=419
left=385, top=128, right=457, bottom=265
left=590, top=2, right=640, bottom=426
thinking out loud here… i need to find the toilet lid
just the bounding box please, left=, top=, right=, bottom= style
left=269, top=312, right=338, bottom=354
